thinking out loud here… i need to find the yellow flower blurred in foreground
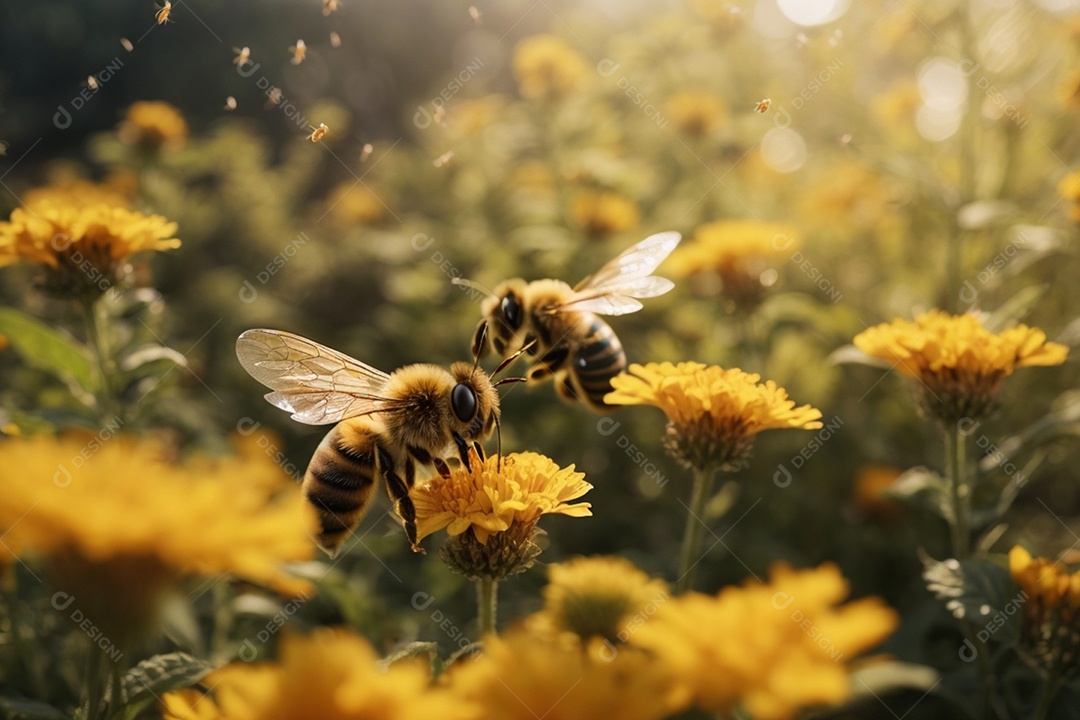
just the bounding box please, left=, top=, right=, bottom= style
left=513, top=34, right=588, bottom=100
left=447, top=628, right=687, bottom=720
left=852, top=464, right=904, bottom=519
left=853, top=311, right=1068, bottom=422
left=0, top=196, right=180, bottom=296
left=163, top=629, right=465, bottom=720
left=0, top=435, right=316, bottom=644
left=118, top=100, right=189, bottom=151
left=448, top=94, right=508, bottom=136
left=568, top=189, right=640, bottom=235
left=1009, top=546, right=1080, bottom=677
left=606, top=362, right=822, bottom=472
left=530, top=555, right=669, bottom=642
left=664, top=90, right=727, bottom=138
left=411, top=449, right=592, bottom=578
left=634, top=562, right=899, bottom=720
left=668, top=219, right=798, bottom=309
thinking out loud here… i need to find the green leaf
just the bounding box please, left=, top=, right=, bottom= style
left=120, top=345, right=188, bottom=374
left=828, top=344, right=893, bottom=369
left=0, top=307, right=95, bottom=397
left=883, top=467, right=952, bottom=521
left=120, top=652, right=212, bottom=712
left=922, top=555, right=1020, bottom=625
left=0, top=697, right=70, bottom=720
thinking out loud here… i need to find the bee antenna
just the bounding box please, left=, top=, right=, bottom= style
left=493, top=338, right=538, bottom=377
left=493, top=412, right=503, bottom=470
left=472, top=321, right=489, bottom=372
left=494, top=376, right=527, bottom=388
left=452, top=277, right=494, bottom=298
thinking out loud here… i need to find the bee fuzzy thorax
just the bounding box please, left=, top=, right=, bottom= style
left=381, top=364, right=459, bottom=450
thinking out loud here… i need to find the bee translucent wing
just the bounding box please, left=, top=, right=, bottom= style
left=236, top=329, right=393, bottom=425
left=562, top=231, right=681, bottom=316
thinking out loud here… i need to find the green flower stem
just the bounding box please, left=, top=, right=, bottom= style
left=677, top=465, right=717, bottom=594
left=946, top=423, right=970, bottom=558
left=477, top=575, right=498, bottom=637
left=84, top=638, right=108, bottom=720
left=1032, top=674, right=1062, bottom=720
left=80, top=295, right=119, bottom=426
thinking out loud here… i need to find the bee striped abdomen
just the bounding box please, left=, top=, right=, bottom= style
left=570, top=316, right=626, bottom=410
left=302, top=418, right=381, bottom=556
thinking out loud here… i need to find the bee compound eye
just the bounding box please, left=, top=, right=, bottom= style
left=501, top=293, right=522, bottom=330
left=451, top=383, right=478, bottom=422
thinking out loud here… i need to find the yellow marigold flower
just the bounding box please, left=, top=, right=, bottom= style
left=1009, top=546, right=1080, bottom=677
left=512, top=34, right=588, bottom=100
left=568, top=189, right=640, bottom=236
left=163, top=629, right=466, bottom=720
left=23, top=177, right=131, bottom=210
left=118, top=100, right=188, bottom=150
left=446, top=627, right=688, bottom=720
left=871, top=80, right=920, bottom=135
left=798, top=161, right=894, bottom=231
left=0, top=199, right=179, bottom=297
left=412, top=450, right=592, bottom=579
left=0, top=435, right=316, bottom=645
left=1058, top=171, right=1080, bottom=223
left=530, top=555, right=669, bottom=643
left=327, top=181, right=389, bottom=225
left=634, top=562, right=899, bottom=720
left=853, top=311, right=1068, bottom=423
left=664, top=90, right=727, bottom=138
left=667, top=219, right=797, bottom=309
left=606, top=362, right=822, bottom=472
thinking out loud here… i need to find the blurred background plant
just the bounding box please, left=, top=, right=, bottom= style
left=2, top=0, right=1080, bottom=717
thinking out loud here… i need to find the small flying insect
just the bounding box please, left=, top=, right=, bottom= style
left=434, top=150, right=455, bottom=168
left=155, top=0, right=172, bottom=25
left=755, top=98, right=771, bottom=113
left=289, top=39, right=307, bottom=65
left=232, top=46, right=251, bottom=68
left=121, top=37, right=134, bottom=52
left=359, top=143, right=374, bottom=162
left=308, top=122, right=328, bottom=143
left=323, top=0, right=339, bottom=15
left=224, top=96, right=237, bottom=111
left=87, top=75, right=99, bottom=91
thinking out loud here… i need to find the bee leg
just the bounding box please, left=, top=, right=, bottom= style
left=472, top=441, right=485, bottom=461
left=381, top=451, right=424, bottom=553
left=555, top=374, right=582, bottom=404
left=432, top=457, right=452, bottom=479
left=527, top=345, right=569, bottom=383
left=452, top=432, right=472, bottom=471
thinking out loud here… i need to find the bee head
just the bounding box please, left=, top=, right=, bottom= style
left=480, top=279, right=528, bottom=357
left=447, top=361, right=500, bottom=440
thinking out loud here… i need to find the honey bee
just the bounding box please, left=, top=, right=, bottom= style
left=459, top=231, right=680, bottom=412
left=289, top=39, right=307, bottom=65
left=155, top=0, right=172, bottom=25
left=236, top=329, right=516, bottom=556
left=755, top=98, right=771, bottom=113
left=308, top=122, right=328, bottom=143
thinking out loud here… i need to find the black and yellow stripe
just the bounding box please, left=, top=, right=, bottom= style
left=568, top=316, right=626, bottom=412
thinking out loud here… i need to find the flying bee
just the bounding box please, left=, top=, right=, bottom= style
left=308, top=122, right=328, bottom=143
left=236, top=329, right=522, bottom=556
left=458, top=231, right=681, bottom=413
left=755, top=98, right=771, bottom=113
left=155, top=0, right=172, bottom=25
left=289, top=39, right=307, bottom=65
